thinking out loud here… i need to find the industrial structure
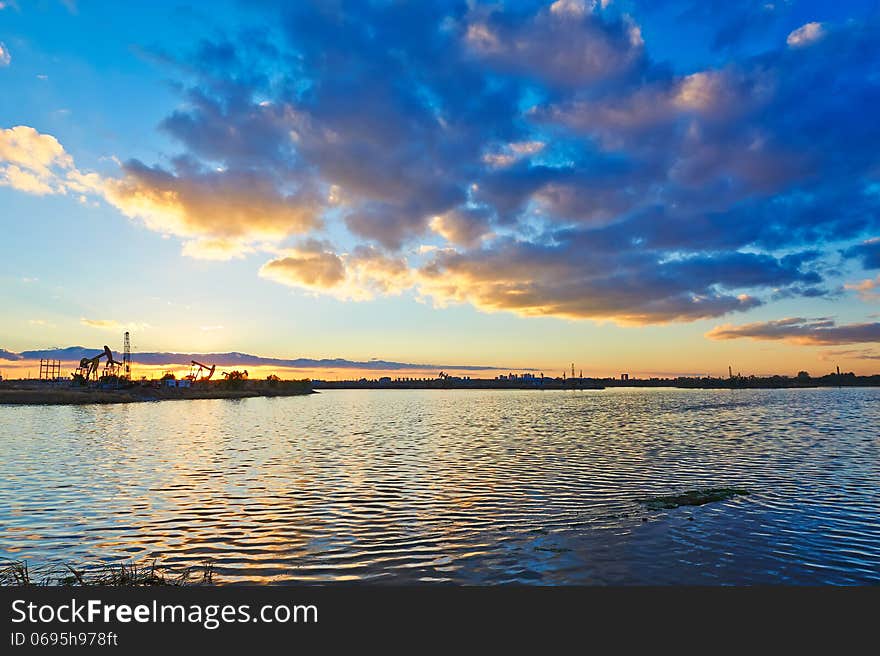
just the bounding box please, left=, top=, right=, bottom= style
left=74, top=345, right=124, bottom=382
left=188, top=360, right=216, bottom=381
left=39, top=359, right=62, bottom=381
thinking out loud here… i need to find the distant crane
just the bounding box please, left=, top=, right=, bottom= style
left=189, top=360, right=216, bottom=381
left=123, top=331, right=131, bottom=380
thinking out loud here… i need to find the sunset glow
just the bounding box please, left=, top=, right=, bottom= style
left=2, top=0, right=879, bottom=377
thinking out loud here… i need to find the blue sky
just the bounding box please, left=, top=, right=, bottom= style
left=2, top=0, right=880, bottom=377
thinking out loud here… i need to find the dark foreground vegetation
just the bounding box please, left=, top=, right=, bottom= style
left=0, top=559, right=214, bottom=586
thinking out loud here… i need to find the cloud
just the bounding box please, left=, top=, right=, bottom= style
left=16, top=346, right=510, bottom=372
left=0, top=42, right=10, bottom=67
left=4, top=4, right=880, bottom=327
left=80, top=318, right=148, bottom=332
left=0, top=126, right=72, bottom=173
left=845, top=274, right=880, bottom=301
left=103, top=160, right=322, bottom=249
left=787, top=22, right=824, bottom=48
left=416, top=235, right=811, bottom=323
left=706, top=317, right=880, bottom=345
left=259, top=240, right=346, bottom=291
left=429, top=207, right=493, bottom=247
left=0, top=126, right=322, bottom=259
left=818, top=348, right=880, bottom=362
left=0, top=348, right=23, bottom=361
left=180, top=237, right=256, bottom=261
left=256, top=224, right=817, bottom=323
left=463, top=1, right=645, bottom=87
left=844, top=238, right=880, bottom=269
left=0, top=126, right=75, bottom=194
left=482, top=141, right=545, bottom=168
left=80, top=318, right=122, bottom=330
left=260, top=242, right=412, bottom=300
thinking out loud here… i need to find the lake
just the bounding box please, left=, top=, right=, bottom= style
left=1, top=388, right=879, bottom=584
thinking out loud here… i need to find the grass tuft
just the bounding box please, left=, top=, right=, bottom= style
left=0, top=558, right=215, bottom=586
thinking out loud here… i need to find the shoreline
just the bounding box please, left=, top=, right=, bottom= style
left=4, top=380, right=880, bottom=405
left=0, top=386, right=315, bottom=406
left=312, top=381, right=880, bottom=391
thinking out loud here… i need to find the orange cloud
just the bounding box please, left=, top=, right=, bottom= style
left=259, top=243, right=412, bottom=300
left=706, top=317, right=880, bottom=345
left=845, top=275, right=880, bottom=301
left=259, top=242, right=346, bottom=291
left=103, top=162, right=322, bottom=254
left=1, top=126, right=324, bottom=261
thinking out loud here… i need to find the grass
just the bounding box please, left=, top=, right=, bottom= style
left=0, top=558, right=214, bottom=586
left=637, top=488, right=750, bottom=510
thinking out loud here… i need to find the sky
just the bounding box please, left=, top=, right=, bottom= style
left=2, top=0, right=880, bottom=379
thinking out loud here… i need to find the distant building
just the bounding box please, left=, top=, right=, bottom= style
left=621, top=373, right=629, bottom=381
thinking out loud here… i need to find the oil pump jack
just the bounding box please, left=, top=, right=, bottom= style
left=76, top=345, right=123, bottom=381
left=188, top=360, right=216, bottom=382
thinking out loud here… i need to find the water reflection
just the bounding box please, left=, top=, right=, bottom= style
left=1, top=388, right=879, bottom=584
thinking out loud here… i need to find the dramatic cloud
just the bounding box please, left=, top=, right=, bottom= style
left=416, top=234, right=813, bottom=323
left=4, top=2, right=880, bottom=328
left=464, top=0, right=644, bottom=87
left=706, top=318, right=880, bottom=345
left=0, top=348, right=23, bottom=361
left=0, top=126, right=320, bottom=259
left=103, top=160, right=322, bottom=252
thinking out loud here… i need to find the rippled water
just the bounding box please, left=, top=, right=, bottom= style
left=1, top=388, right=879, bottom=584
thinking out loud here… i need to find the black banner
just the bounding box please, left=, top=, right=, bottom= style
left=1, top=586, right=876, bottom=652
